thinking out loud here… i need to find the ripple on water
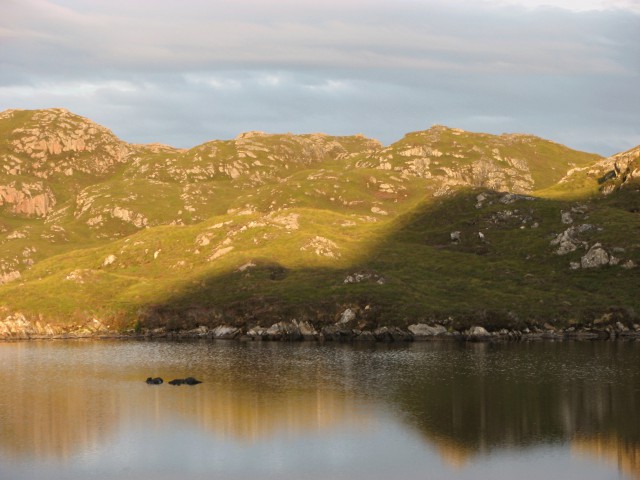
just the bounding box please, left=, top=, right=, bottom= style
left=0, top=339, right=638, bottom=480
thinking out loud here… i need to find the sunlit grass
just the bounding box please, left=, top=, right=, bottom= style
left=0, top=110, right=637, bottom=330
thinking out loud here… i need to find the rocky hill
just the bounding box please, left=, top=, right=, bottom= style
left=552, top=144, right=640, bottom=196
left=0, top=108, right=638, bottom=338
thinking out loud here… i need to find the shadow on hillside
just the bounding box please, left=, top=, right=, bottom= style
left=139, top=188, right=640, bottom=332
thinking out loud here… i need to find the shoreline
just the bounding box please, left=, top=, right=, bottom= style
left=1, top=314, right=639, bottom=342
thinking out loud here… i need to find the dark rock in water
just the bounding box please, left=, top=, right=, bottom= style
left=145, top=377, right=163, bottom=385
left=168, top=377, right=202, bottom=386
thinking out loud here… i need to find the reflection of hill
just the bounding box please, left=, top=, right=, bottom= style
left=0, top=382, right=373, bottom=459
left=388, top=342, right=640, bottom=466
left=0, top=343, right=374, bottom=460
left=430, top=438, right=475, bottom=468
left=573, top=436, right=640, bottom=479
left=1, top=340, right=639, bottom=476
left=144, top=388, right=373, bottom=444
left=0, top=378, right=119, bottom=461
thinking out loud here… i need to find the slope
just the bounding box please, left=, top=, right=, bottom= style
left=1, top=108, right=637, bottom=333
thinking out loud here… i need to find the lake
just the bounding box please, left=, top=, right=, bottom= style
left=0, top=340, right=638, bottom=480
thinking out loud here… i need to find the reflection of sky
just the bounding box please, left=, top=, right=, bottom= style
left=0, top=415, right=620, bottom=480
left=0, top=341, right=638, bottom=480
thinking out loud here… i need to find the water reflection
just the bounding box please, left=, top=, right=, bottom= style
left=0, top=340, right=638, bottom=479
left=573, top=436, right=640, bottom=480
left=387, top=341, right=640, bottom=474
left=0, top=341, right=374, bottom=459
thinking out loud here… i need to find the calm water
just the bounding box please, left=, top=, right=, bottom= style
left=0, top=340, right=638, bottom=480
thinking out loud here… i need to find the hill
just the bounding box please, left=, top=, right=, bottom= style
left=0, top=108, right=638, bottom=339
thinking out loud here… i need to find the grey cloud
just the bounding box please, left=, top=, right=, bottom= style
left=2, top=1, right=636, bottom=75
left=0, top=0, right=638, bottom=155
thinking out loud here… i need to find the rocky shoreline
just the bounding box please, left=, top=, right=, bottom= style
left=1, top=312, right=639, bottom=342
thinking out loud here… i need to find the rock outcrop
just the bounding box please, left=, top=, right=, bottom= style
left=300, top=236, right=340, bottom=258
left=0, top=182, right=56, bottom=217
left=356, top=125, right=599, bottom=195
left=0, top=313, right=111, bottom=339
left=559, top=145, right=640, bottom=194
left=550, top=224, right=592, bottom=255
left=0, top=270, right=21, bottom=285
left=581, top=244, right=611, bottom=269
left=408, top=324, right=447, bottom=338
left=2, top=108, right=130, bottom=179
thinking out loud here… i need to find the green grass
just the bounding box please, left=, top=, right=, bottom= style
left=0, top=109, right=638, bottom=331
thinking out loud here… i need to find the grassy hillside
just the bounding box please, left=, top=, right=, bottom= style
left=1, top=108, right=638, bottom=332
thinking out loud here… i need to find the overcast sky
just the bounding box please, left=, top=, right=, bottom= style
left=1, top=0, right=639, bottom=155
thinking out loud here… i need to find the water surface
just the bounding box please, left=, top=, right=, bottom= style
left=0, top=340, right=638, bottom=479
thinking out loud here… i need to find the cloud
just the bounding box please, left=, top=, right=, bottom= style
left=2, top=0, right=635, bottom=76
left=479, top=0, right=640, bottom=13
left=0, top=0, right=638, bottom=155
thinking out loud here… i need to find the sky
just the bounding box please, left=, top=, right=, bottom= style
left=1, top=0, right=639, bottom=155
